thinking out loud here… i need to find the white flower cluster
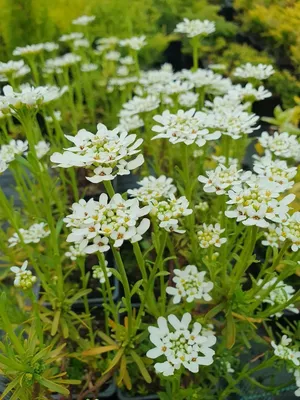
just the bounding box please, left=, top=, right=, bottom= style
left=119, top=35, right=147, bottom=51
left=195, top=201, right=209, bottom=212
left=256, top=276, right=298, bottom=317
left=233, top=63, right=275, bottom=81
left=128, top=175, right=176, bottom=206
left=13, top=42, right=59, bottom=56
left=178, top=68, right=232, bottom=95
left=10, top=261, right=37, bottom=290
left=72, top=15, right=96, bottom=26
left=34, top=141, right=51, bottom=159
left=0, top=60, right=30, bottom=82
left=81, top=63, right=98, bottom=72
left=64, top=193, right=150, bottom=252
left=166, top=265, right=213, bottom=304
left=198, top=164, right=251, bottom=195
left=229, top=83, right=271, bottom=102
left=271, top=335, right=300, bottom=366
left=277, top=212, right=300, bottom=252
left=0, top=140, right=28, bottom=172
left=258, top=131, right=300, bottom=161
left=197, top=223, right=227, bottom=248
left=51, top=123, right=144, bottom=183
left=261, top=224, right=281, bottom=248
left=151, top=195, right=192, bottom=233
left=174, top=18, right=215, bottom=38
left=92, top=262, right=112, bottom=283
left=45, top=53, right=81, bottom=73
left=119, top=95, right=160, bottom=117
left=8, top=222, right=50, bottom=247
left=65, top=243, right=86, bottom=261
left=253, top=152, right=297, bottom=192
left=147, top=313, right=216, bottom=376
left=225, top=174, right=295, bottom=227
left=178, top=91, right=199, bottom=107
left=59, top=32, right=84, bottom=42
left=118, top=115, right=144, bottom=132
left=152, top=108, right=220, bottom=147
left=1, top=84, right=67, bottom=109
left=204, top=97, right=260, bottom=139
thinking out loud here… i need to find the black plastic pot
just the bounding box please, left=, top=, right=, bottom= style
left=117, top=389, right=158, bottom=400
left=52, top=381, right=116, bottom=399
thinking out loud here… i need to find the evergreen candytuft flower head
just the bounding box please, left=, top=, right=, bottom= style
left=166, top=265, right=213, bottom=304
left=147, top=313, right=216, bottom=376
left=197, top=223, right=227, bottom=248
left=64, top=193, right=150, bottom=252
left=233, top=63, right=275, bottom=81
left=258, top=131, right=300, bottom=161
left=8, top=222, right=50, bottom=247
left=128, top=175, right=176, bottom=206
left=72, top=15, right=96, bottom=26
left=271, top=335, right=300, bottom=366
left=10, top=261, right=37, bottom=290
left=174, top=18, right=215, bottom=38
left=51, top=123, right=144, bottom=183
left=119, top=35, right=147, bottom=51
left=92, top=261, right=112, bottom=283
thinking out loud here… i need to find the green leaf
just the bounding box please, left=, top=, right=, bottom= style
left=51, top=309, right=61, bottom=336
left=130, top=279, right=143, bottom=296
left=226, top=310, right=236, bottom=349
left=104, top=347, right=124, bottom=374
left=130, top=350, right=152, bottom=383
left=155, top=271, right=170, bottom=277
left=38, top=377, right=70, bottom=395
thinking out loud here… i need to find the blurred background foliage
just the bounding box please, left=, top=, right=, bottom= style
left=0, top=0, right=300, bottom=108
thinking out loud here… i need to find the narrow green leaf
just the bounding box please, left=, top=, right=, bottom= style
left=130, top=350, right=152, bottom=383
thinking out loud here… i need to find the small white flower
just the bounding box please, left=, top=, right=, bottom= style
left=72, top=15, right=96, bottom=26
left=195, top=201, right=209, bottom=212
left=81, top=63, right=98, bottom=72
left=120, top=56, right=135, bottom=65
left=178, top=91, right=199, bottom=107
left=166, top=265, right=213, bottom=303
left=119, top=35, right=147, bottom=51
left=198, top=164, right=251, bottom=195
left=64, top=193, right=150, bottom=252
left=118, top=115, right=144, bottom=132
left=152, top=195, right=192, bottom=233
left=105, top=51, right=121, bottom=61
left=152, top=108, right=220, bottom=147
left=10, top=261, right=37, bottom=289
left=0, top=60, right=30, bottom=82
left=45, top=110, right=62, bottom=123
left=51, top=123, right=144, bottom=183
left=73, top=38, right=90, bottom=49
left=256, top=276, right=299, bottom=317
left=258, top=131, right=300, bottom=161
left=128, top=175, right=176, bottom=206
left=197, top=223, right=227, bottom=248
left=34, top=141, right=50, bottom=159
left=174, top=18, right=215, bottom=38
left=59, top=32, right=84, bottom=42
left=65, top=243, right=86, bottom=260
left=229, top=83, right=271, bottom=102
left=271, top=335, right=300, bottom=366
left=277, top=212, right=300, bottom=252
left=8, top=222, right=50, bottom=247
left=147, top=313, right=216, bottom=376
left=233, top=63, right=275, bottom=80
left=0, top=139, right=28, bottom=163
left=120, top=95, right=160, bottom=117
left=92, top=261, right=112, bottom=283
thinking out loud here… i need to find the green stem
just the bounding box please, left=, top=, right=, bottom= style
left=111, top=246, right=132, bottom=336
left=78, top=258, right=94, bottom=345
left=132, top=242, right=147, bottom=282
left=103, top=180, right=115, bottom=198
left=191, top=37, right=199, bottom=71
left=135, top=230, right=168, bottom=329
left=28, top=290, right=43, bottom=346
